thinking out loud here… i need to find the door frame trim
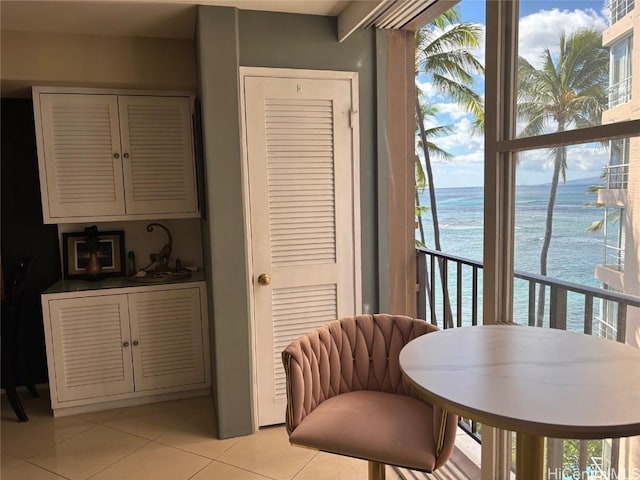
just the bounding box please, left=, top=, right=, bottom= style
left=239, top=67, right=362, bottom=429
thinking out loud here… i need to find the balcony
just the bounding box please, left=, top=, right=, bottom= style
left=602, top=163, right=629, bottom=191
left=416, top=247, right=640, bottom=339
left=412, top=247, right=640, bottom=478
left=609, top=0, right=635, bottom=24
left=609, top=76, right=632, bottom=108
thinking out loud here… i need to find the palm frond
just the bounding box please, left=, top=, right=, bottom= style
left=586, top=220, right=605, bottom=233
left=585, top=185, right=604, bottom=194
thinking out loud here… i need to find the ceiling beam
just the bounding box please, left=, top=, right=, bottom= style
left=337, top=0, right=386, bottom=42
left=402, top=0, right=457, bottom=31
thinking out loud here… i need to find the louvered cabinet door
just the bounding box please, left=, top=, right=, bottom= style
left=118, top=96, right=197, bottom=215
left=38, top=94, right=126, bottom=220
left=128, top=288, right=205, bottom=391
left=48, top=295, right=134, bottom=403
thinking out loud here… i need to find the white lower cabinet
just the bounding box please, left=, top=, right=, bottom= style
left=42, top=282, right=210, bottom=416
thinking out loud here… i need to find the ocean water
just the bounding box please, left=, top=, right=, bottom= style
left=418, top=179, right=605, bottom=331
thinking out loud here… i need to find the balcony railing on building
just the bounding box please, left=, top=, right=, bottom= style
left=603, top=163, right=629, bottom=190
left=415, top=247, right=640, bottom=477
left=609, top=76, right=632, bottom=108
left=602, top=242, right=625, bottom=273
left=609, top=0, right=635, bottom=24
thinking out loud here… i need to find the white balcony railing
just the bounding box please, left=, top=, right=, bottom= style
left=609, top=0, right=635, bottom=24
left=609, top=76, right=632, bottom=107
left=602, top=243, right=625, bottom=271
left=603, top=163, right=629, bottom=189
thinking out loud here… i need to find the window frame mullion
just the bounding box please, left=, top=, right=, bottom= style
left=482, top=0, right=519, bottom=478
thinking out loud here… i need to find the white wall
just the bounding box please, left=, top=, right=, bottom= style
left=57, top=219, right=204, bottom=278
left=1, top=30, right=196, bottom=97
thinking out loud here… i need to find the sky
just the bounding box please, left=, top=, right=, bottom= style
left=417, top=0, right=611, bottom=188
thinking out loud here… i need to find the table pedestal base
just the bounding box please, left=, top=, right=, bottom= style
left=516, top=433, right=544, bottom=480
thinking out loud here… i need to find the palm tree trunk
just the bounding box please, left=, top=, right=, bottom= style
left=416, top=188, right=436, bottom=319
left=536, top=143, right=565, bottom=326
left=415, top=189, right=427, bottom=246
left=416, top=95, right=454, bottom=328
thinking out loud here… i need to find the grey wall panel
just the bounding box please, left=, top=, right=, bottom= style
left=196, top=5, right=254, bottom=439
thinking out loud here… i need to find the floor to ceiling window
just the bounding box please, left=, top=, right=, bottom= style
left=484, top=0, right=640, bottom=478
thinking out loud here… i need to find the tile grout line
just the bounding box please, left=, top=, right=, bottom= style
left=13, top=457, right=75, bottom=480
left=289, top=449, right=320, bottom=480
left=79, top=407, right=219, bottom=480
left=84, top=438, right=154, bottom=480
left=20, top=421, right=101, bottom=461
left=152, top=436, right=241, bottom=462
left=214, top=457, right=283, bottom=480
left=184, top=458, right=215, bottom=480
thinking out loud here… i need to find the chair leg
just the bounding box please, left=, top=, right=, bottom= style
left=368, top=461, right=385, bottom=480
left=5, top=386, right=28, bottom=422
left=26, top=384, right=39, bottom=398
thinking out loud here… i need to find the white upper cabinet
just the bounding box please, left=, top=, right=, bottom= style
left=33, top=88, right=198, bottom=223
left=38, top=94, right=126, bottom=218
left=118, top=96, right=196, bottom=215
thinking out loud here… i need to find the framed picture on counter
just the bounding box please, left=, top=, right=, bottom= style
left=62, top=230, right=125, bottom=279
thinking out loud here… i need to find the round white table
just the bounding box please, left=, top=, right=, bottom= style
left=399, top=325, right=640, bottom=480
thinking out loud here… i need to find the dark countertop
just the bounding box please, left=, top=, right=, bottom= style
left=44, top=270, right=205, bottom=294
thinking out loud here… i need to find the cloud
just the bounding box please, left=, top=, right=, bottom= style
left=567, top=143, right=608, bottom=172
left=435, top=117, right=483, bottom=153
left=519, top=8, right=608, bottom=67
left=515, top=143, right=608, bottom=177
left=450, top=151, right=485, bottom=165
left=416, top=79, right=439, bottom=99
left=434, top=101, right=470, bottom=120
left=431, top=163, right=485, bottom=188
left=516, top=150, right=554, bottom=173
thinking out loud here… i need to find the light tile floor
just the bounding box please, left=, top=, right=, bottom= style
left=0, top=390, right=403, bottom=480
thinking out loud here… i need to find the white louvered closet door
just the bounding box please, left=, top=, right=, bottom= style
left=118, top=96, right=197, bottom=215
left=128, top=288, right=205, bottom=391
left=48, top=295, right=133, bottom=403
left=244, top=73, right=360, bottom=426
left=39, top=94, right=126, bottom=218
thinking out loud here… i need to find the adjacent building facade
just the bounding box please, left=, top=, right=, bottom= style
left=596, top=0, right=639, bottom=348
left=596, top=0, right=639, bottom=475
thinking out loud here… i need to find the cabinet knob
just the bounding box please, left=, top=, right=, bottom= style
left=258, top=273, right=271, bottom=286
left=123, top=153, right=130, bottom=159
left=133, top=340, right=139, bottom=346
left=113, top=153, right=120, bottom=159
left=123, top=341, right=129, bottom=347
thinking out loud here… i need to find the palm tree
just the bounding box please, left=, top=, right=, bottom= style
left=517, top=29, right=608, bottom=326
left=415, top=9, right=484, bottom=251
left=415, top=99, right=453, bottom=248
left=415, top=8, right=484, bottom=328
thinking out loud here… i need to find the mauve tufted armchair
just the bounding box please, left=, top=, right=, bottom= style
left=282, top=314, right=457, bottom=480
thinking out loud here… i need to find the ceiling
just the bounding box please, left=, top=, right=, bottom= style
left=0, top=1, right=351, bottom=39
